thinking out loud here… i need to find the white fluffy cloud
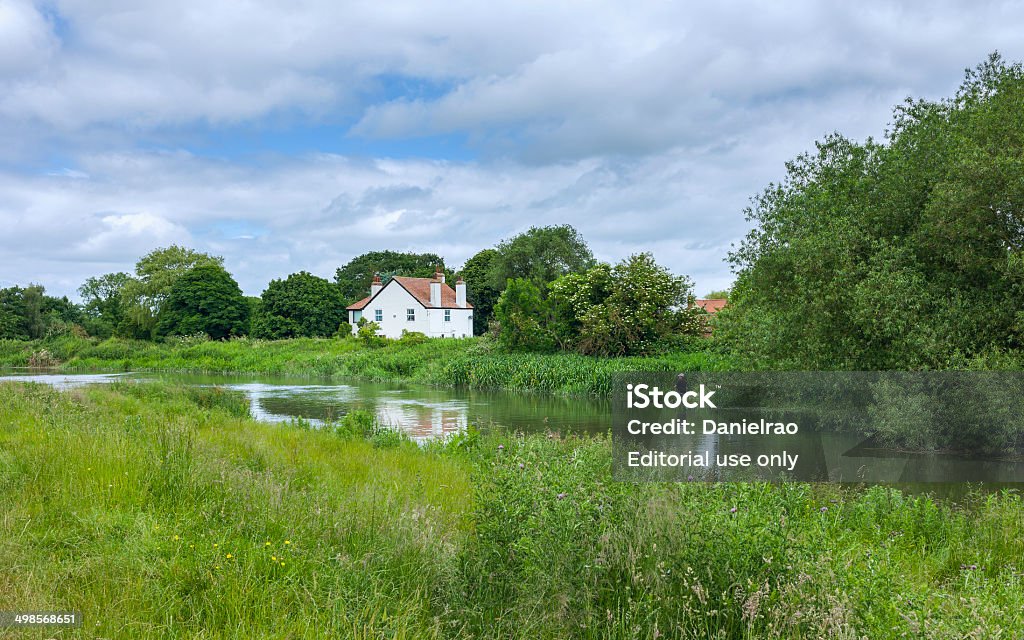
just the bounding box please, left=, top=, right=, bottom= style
left=2, top=0, right=1023, bottom=298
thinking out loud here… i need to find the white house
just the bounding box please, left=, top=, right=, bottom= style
left=346, top=269, right=473, bottom=339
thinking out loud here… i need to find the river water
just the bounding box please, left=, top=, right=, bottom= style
left=2, top=369, right=1022, bottom=485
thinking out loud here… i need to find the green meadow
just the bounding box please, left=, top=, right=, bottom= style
left=1, top=380, right=1022, bottom=638
left=0, top=334, right=734, bottom=395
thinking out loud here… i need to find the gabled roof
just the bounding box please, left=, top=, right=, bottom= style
left=694, top=298, right=727, bottom=314
left=346, top=276, right=473, bottom=310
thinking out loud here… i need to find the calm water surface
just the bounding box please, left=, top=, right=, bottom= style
left=2, top=369, right=1021, bottom=485
left=0, top=370, right=610, bottom=438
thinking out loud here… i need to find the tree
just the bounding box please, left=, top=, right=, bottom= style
left=335, top=251, right=446, bottom=305
left=702, top=289, right=731, bottom=300
left=548, top=253, right=701, bottom=355
left=252, top=271, right=345, bottom=339
left=719, top=53, right=1024, bottom=369
left=459, top=248, right=500, bottom=334
left=0, top=285, right=82, bottom=340
left=493, top=278, right=556, bottom=352
left=79, top=272, right=131, bottom=338
left=488, top=225, right=596, bottom=293
left=156, top=264, right=249, bottom=339
left=121, top=246, right=224, bottom=339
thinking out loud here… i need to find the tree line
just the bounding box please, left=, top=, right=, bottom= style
left=1, top=225, right=708, bottom=356
left=718, top=53, right=1024, bottom=370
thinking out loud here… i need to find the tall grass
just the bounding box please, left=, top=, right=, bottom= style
left=2, top=381, right=1022, bottom=638
left=0, top=335, right=737, bottom=394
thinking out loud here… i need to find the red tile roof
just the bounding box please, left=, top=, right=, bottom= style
left=694, top=299, right=727, bottom=314
left=346, top=276, right=472, bottom=310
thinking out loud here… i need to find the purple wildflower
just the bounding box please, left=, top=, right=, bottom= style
left=557, top=492, right=567, bottom=500
left=518, top=463, right=524, bottom=470
left=820, top=506, right=828, bottom=512
left=729, top=507, right=737, bottom=513
left=497, top=444, right=504, bottom=451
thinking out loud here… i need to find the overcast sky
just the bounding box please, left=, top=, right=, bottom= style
left=2, top=0, right=1022, bottom=299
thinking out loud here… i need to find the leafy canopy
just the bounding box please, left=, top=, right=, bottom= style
left=335, top=251, right=445, bottom=305
left=157, top=264, right=249, bottom=339
left=252, top=271, right=345, bottom=339
left=719, top=53, right=1024, bottom=370
left=488, top=225, right=595, bottom=293
left=121, top=246, right=224, bottom=339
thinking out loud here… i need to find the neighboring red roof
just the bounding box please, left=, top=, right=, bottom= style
left=694, top=299, right=727, bottom=314
left=346, top=276, right=473, bottom=310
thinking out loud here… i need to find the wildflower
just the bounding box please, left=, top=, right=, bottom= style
left=687, top=475, right=694, bottom=481
left=280, top=562, right=285, bottom=567
left=518, top=463, right=524, bottom=470
left=498, top=444, right=504, bottom=451
left=285, top=540, right=291, bottom=545
left=272, top=556, right=277, bottom=561
left=265, top=541, right=271, bottom=546
left=557, top=493, right=567, bottom=500
left=173, top=535, right=180, bottom=541
left=820, top=506, right=828, bottom=512
left=226, top=554, right=233, bottom=559
left=213, top=543, right=219, bottom=547
left=730, top=507, right=737, bottom=513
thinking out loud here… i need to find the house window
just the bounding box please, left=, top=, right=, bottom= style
left=444, top=309, right=451, bottom=322
left=374, top=309, right=382, bottom=322
left=407, top=308, right=415, bottom=321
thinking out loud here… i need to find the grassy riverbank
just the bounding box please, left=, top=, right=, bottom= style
left=1, top=381, right=1022, bottom=638
left=0, top=335, right=735, bottom=394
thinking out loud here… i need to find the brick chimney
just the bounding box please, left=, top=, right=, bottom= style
left=455, top=275, right=467, bottom=308
left=370, top=273, right=383, bottom=297
left=434, top=266, right=445, bottom=284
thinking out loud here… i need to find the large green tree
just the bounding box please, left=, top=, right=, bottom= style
left=156, top=264, right=249, bottom=339
left=334, top=251, right=445, bottom=305
left=548, top=253, right=701, bottom=355
left=78, top=272, right=131, bottom=338
left=121, top=246, right=224, bottom=339
left=0, top=285, right=82, bottom=340
left=719, top=53, right=1024, bottom=370
left=492, top=278, right=555, bottom=352
left=459, top=248, right=500, bottom=334
left=252, top=271, right=345, bottom=339
left=488, top=225, right=596, bottom=293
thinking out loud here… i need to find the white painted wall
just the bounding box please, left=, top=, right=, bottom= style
left=349, top=281, right=474, bottom=338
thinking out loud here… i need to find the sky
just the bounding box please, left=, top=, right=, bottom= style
left=2, top=1, right=1023, bottom=299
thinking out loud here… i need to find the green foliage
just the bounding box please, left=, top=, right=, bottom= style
left=157, top=264, right=250, bottom=339
left=703, top=289, right=731, bottom=300
left=357, top=321, right=387, bottom=347
left=334, top=250, right=446, bottom=304
left=549, top=253, right=703, bottom=355
left=0, top=285, right=83, bottom=340
left=460, top=248, right=501, bottom=334
left=398, top=329, right=428, bottom=345
left=120, top=246, right=224, bottom=339
left=334, top=320, right=352, bottom=338
left=4, top=381, right=1022, bottom=637
left=251, top=271, right=345, bottom=339
left=721, top=54, right=1024, bottom=369
left=488, top=224, right=596, bottom=293
left=78, top=272, right=131, bottom=338
left=493, top=278, right=556, bottom=352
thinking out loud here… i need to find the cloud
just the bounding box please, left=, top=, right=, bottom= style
left=3, top=1, right=1024, bottom=300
